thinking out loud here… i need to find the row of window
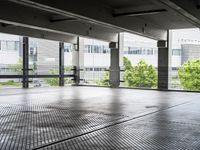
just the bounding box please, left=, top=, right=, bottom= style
left=64, top=44, right=74, bottom=52
left=0, top=41, right=20, bottom=51
left=178, top=39, right=200, bottom=45
left=124, top=47, right=157, bottom=55
left=0, top=40, right=182, bottom=57
left=84, top=45, right=110, bottom=54
left=85, top=67, right=107, bottom=71
left=0, top=68, right=17, bottom=73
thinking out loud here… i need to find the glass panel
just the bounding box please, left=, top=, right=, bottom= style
left=81, top=38, right=110, bottom=86
left=0, top=79, right=22, bottom=89
left=120, top=32, right=158, bottom=89
left=64, top=43, right=74, bottom=85
left=29, top=78, right=59, bottom=88
left=29, top=38, right=59, bottom=76
left=28, top=38, right=60, bottom=88
left=169, top=28, right=200, bottom=91
left=0, top=33, right=23, bottom=75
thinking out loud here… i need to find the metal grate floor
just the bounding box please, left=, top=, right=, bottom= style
left=0, top=104, right=126, bottom=150
left=0, top=87, right=199, bottom=150
left=39, top=103, right=200, bottom=150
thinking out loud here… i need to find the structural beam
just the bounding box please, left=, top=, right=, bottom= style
left=0, top=24, right=77, bottom=44
left=7, top=0, right=167, bottom=40
left=157, top=0, right=200, bottom=28
left=49, top=15, right=78, bottom=23
left=0, top=1, right=118, bottom=42
left=197, top=0, right=200, bottom=8
left=113, top=9, right=167, bottom=17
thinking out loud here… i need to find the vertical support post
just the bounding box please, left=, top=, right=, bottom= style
left=109, top=40, right=120, bottom=88
left=168, top=30, right=172, bottom=89
left=22, top=37, right=29, bottom=88
left=157, top=38, right=169, bottom=90
left=59, top=42, right=65, bottom=86
left=119, top=33, right=124, bottom=85
left=72, top=37, right=84, bottom=85
left=119, top=33, right=124, bottom=68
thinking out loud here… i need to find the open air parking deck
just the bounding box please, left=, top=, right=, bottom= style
left=0, top=0, right=200, bottom=149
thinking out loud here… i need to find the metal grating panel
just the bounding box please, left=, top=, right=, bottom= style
left=40, top=115, right=200, bottom=150
left=0, top=87, right=199, bottom=150
left=0, top=104, right=126, bottom=150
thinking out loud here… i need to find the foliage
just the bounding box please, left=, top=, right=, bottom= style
left=97, top=57, right=157, bottom=88
left=123, top=57, right=132, bottom=71
left=9, top=58, right=36, bottom=75
left=45, top=67, right=73, bottom=86
left=178, top=59, right=200, bottom=90
left=64, top=67, right=73, bottom=85
left=124, top=59, right=157, bottom=88
left=9, top=58, right=23, bottom=75
left=45, top=69, right=59, bottom=86
left=0, top=80, right=21, bottom=86
left=96, top=71, right=109, bottom=86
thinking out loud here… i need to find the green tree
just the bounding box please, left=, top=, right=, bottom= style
left=45, top=67, right=73, bottom=86
left=178, top=59, right=200, bottom=90
left=123, top=57, right=133, bottom=71
left=123, top=57, right=133, bottom=70
left=97, top=57, right=157, bottom=88
left=96, top=57, right=133, bottom=86
left=64, top=66, right=73, bottom=85
left=124, top=59, right=157, bottom=88
left=45, top=68, right=59, bottom=86
left=96, top=71, right=109, bottom=86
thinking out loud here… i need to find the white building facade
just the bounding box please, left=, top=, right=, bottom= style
left=0, top=28, right=200, bottom=88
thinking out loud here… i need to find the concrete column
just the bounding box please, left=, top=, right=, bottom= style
left=157, top=40, right=169, bottom=90
left=109, top=42, right=120, bottom=88
left=22, top=37, right=29, bottom=88
left=59, top=42, right=65, bottom=86
left=72, top=37, right=84, bottom=85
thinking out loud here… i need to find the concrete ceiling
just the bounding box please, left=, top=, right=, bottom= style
left=0, top=0, right=199, bottom=42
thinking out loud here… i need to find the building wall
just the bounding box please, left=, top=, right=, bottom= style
left=29, top=38, right=59, bottom=75
left=0, top=33, right=22, bottom=75
left=0, top=30, right=200, bottom=83
left=182, top=44, right=200, bottom=64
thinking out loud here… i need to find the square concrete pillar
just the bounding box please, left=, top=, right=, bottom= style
left=59, top=42, right=65, bottom=86
left=109, top=42, right=120, bottom=88
left=157, top=40, right=168, bottom=90
left=22, top=37, right=29, bottom=88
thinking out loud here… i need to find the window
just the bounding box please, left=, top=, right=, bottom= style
left=172, top=49, right=181, bottom=56
left=84, top=45, right=110, bottom=54
left=0, top=40, right=19, bottom=51
left=64, top=43, right=73, bottom=52
left=147, top=49, right=153, bottom=55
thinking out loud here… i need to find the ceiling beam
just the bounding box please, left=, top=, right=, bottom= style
left=157, top=0, right=200, bottom=28
left=113, top=9, right=167, bottom=17
left=49, top=15, right=78, bottom=23
left=0, top=24, right=77, bottom=43
left=197, top=0, right=200, bottom=8
left=0, top=1, right=119, bottom=42
left=7, top=0, right=168, bottom=40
